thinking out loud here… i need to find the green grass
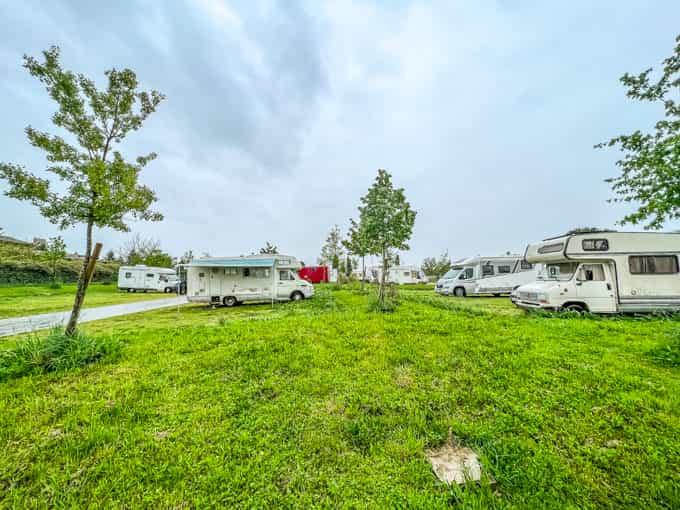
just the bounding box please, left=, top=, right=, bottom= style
left=0, top=283, right=170, bottom=319
left=0, top=289, right=679, bottom=508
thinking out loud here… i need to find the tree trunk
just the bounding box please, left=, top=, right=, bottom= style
left=65, top=221, right=93, bottom=336
left=361, top=255, right=365, bottom=291
left=378, top=246, right=387, bottom=308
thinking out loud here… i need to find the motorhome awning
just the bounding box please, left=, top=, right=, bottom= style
left=188, top=258, right=275, bottom=268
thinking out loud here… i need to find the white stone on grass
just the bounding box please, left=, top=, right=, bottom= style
left=427, top=444, right=483, bottom=485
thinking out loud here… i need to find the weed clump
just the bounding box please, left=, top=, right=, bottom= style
left=648, top=330, right=680, bottom=368
left=0, top=327, right=121, bottom=381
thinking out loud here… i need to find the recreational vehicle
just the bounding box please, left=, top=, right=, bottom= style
left=437, top=255, right=538, bottom=297
left=369, top=265, right=428, bottom=285
left=513, top=232, right=680, bottom=313
left=185, top=254, right=314, bottom=306
left=117, top=265, right=179, bottom=293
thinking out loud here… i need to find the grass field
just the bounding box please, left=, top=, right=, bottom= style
left=1, top=288, right=679, bottom=508
left=0, top=283, right=170, bottom=319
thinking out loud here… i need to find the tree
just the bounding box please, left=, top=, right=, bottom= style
left=356, top=169, right=416, bottom=308
left=119, top=234, right=161, bottom=265
left=318, top=225, right=344, bottom=269
left=422, top=251, right=452, bottom=279
left=596, top=34, right=680, bottom=229
left=104, top=249, right=116, bottom=262
left=144, top=249, right=173, bottom=268
left=259, top=241, right=279, bottom=254
left=178, top=250, right=194, bottom=265
left=0, top=47, right=164, bottom=335
left=343, top=218, right=370, bottom=286
left=42, top=236, right=66, bottom=283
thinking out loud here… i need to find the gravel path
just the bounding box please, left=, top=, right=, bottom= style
left=0, top=296, right=188, bottom=338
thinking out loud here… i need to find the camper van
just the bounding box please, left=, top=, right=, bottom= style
left=118, top=265, right=179, bottom=293
left=368, top=265, right=428, bottom=285
left=437, top=255, right=538, bottom=297
left=513, top=232, right=680, bottom=313
left=185, top=254, right=314, bottom=306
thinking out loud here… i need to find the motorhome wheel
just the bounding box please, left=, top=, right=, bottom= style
left=454, top=287, right=466, bottom=298
left=223, top=296, right=237, bottom=307
left=291, top=291, right=304, bottom=301
left=562, top=303, right=586, bottom=313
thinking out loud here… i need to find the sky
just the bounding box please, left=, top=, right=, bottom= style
left=1, top=0, right=679, bottom=266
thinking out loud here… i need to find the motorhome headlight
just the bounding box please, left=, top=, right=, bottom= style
left=538, top=292, right=550, bottom=304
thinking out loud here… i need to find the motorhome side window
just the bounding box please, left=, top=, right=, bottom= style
left=520, top=261, right=533, bottom=270
left=498, top=265, right=511, bottom=274
left=460, top=268, right=473, bottom=279
left=582, top=239, right=609, bottom=251
left=125, top=272, right=132, bottom=278
left=146, top=273, right=154, bottom=278
left=224, top=268, right=239, bottom=276
left=538, top=242, right=563, bottom=254
left=279, top=270, right=293, bottom=280
left=249, top=268, right=270, bottom=278
left=629, top=255, right=679, bottom=275
left=482, top=264, right=494, bottom=277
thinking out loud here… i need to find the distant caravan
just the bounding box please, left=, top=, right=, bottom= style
left=513, top=232, right=680, bottom=313
left=369, top=265, right=428, bottom=285
left=185, top=254, right=314, bottom=307
left=435, top=255, right=539, bottom=297
left=118, top=265, right=179, bottom=293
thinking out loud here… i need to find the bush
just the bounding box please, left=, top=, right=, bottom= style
left=367, top=284, right=400, bottom=312
left=48, top=280, right=63, bottom=289
left=0, top=328, right=122, bottom=381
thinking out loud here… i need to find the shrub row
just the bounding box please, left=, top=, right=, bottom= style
left=0, top=260, right=119, bottom=285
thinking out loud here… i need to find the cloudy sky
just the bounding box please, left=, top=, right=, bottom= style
left=1, top=1, right=678, bottom=265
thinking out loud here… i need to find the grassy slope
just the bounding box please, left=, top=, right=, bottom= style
left=0, top=284, right=169, bottom=319
left=0, top=290, right=678, bottom=508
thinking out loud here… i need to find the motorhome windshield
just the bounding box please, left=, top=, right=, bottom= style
left=442, top=268, right=462, bottom=279
left=541, top=262, right=578, bottom=281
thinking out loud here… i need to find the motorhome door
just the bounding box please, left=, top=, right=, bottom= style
left=575, top=263, right=616, bottom=313
left=277, top=269, right=297, bottom=299
left=144, top=271, right=156, bottom=290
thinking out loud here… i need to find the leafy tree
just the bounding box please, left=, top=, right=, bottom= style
left=259, top=241, right=279, bottom=254
left=356, top=169, right=416, bottom=309
left=422, top=251, right=452, bottom=279
left=119, top=234, right=161, bottom=265
left=144, top=249, right=173, bottom=268
left=0, top=47, right=164, bottom=335
left=42, top=236, right=67, bottom=283
left=596, top=34, right=680, bottom=229
left=318, top=225, right=344, bottom=269
left=103, top=249, right=116, bottom=262
left=343, top=218, right=371, bottom=288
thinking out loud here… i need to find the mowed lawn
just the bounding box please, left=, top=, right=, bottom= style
left=0, top=289, right=679, bottom=508
left=0, top=283, right=170, bottom=319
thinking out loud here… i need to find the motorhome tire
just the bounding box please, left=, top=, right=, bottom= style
left=127, top=288, right=132, bottom=293
left=291, top=291, right=304, bottom=301
left=493, top=293, right=501, bottom=297
left=223, top=296, right=237, bottom=307
left=454, top=287, right=466, bottom=298
left=562, top=303, right=586, bottom=313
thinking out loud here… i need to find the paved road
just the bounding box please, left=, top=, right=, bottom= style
left=0, top=296, right=188, bottom=338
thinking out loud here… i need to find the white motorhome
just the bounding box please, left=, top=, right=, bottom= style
left=185, top=254, right=314, bottom=306
left=437, top=255, right=539, bottom=297
left=368, top=265, right=428, bottom=285
left=118, top=265, right=179, bottom=293
left=513, top=232, right=680, bottom=313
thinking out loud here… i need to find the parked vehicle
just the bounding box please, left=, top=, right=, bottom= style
left=298, top=265, right=330, bottom=283
left=513, top=232, right=680, bottom=313
left=118, top=265, right=179, bottom=293
left=185, top=254, right=314, bottom=306
left=369, top=265, right=428, bottom=285
left=437, top=255, right=538, bottom=297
